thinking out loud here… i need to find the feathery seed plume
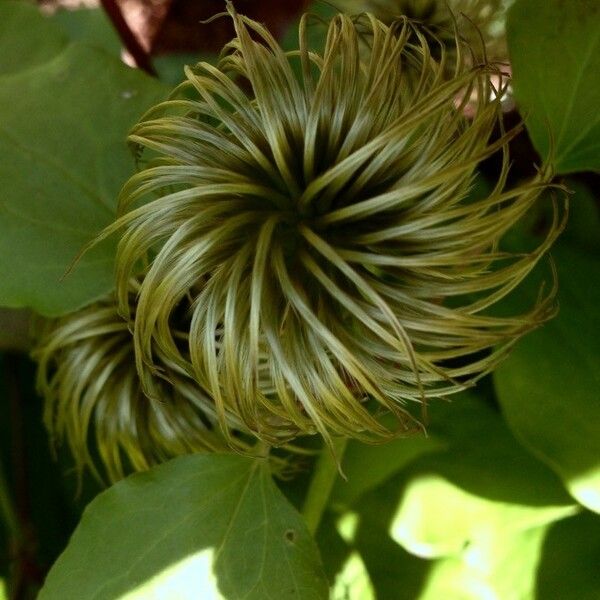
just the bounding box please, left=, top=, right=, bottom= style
left=33, top=282, right=232, bottom=482
left=93, top=5, right=563, bottom=450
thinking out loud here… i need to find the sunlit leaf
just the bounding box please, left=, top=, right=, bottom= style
left=325, top=393, right=577, bottom=597
left=352, top=483, right=598, bottom=600
left=39, top=454, right=328, bottom=600
left=507, top=0, right=600, bottom=173
left=331, top=552, right=376, bottom=600
left=391, top=470, right=575, bottom=559
left=495, top=244, right=600, bottom=512
left=386, top=394, right=576, bottom=557
left=418, top=526, right=548, bottom=600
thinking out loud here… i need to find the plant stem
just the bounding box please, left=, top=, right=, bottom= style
left=253, top=440, right=271, bottom=457
left=302, top=437, right=348, bottom=536
left=99, top=0, right=157, bottom=76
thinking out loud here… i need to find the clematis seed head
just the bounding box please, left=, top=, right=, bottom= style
left=33, top=282, right=233, bottom=482
left=344, top=0, right=508, bottom=59
left=99, top=5, right=564, bottom=449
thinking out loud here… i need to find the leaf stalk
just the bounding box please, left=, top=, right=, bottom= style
left=302, top=437, right=348, bottom=535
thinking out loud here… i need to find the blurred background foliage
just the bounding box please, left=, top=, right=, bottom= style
left=0, top=0, right=599, bottom=598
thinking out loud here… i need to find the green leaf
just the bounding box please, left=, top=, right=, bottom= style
left=418, top=526, right=549, bottom=600
left=331, top=385, right=562, bottom=511
left=352, top=486, right=598, bottom=600
left=331, top=430, right=445, bottom=509
left=331, top=551, right=375, bottom=600
left=51, top=8, right=122, bottom=57
left=536, top=512, right=600, bottom=599
left=325, top=392, right=576, bottom=596
left=391, top=468, right=574, bottom=559
left=153, top=53, right=213, bottom=86
left=348, top=478, right=559, bottom=600
left=386, top=394, right=576, bottom=557
left=0, top=577, right=6, bottom=600
left=0, top=11, right=167, bottom=315
left=330, top=487, right=432, bottom=600
left=0, top=2, right=68, bottom=75
left=562, top=180, right=600, bottom=253
left=354, top=505, right=431, bottom=600
left=314, top=512, right=352, bottom=586
left=494, top=244, right=600, bottom=512
left=39, top=454, right=328, bottom=600
left=507, top=0, right=600, bottom=173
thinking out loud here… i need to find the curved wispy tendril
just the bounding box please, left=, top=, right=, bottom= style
left=94, top=5, right=564, bottom=449
left=33, top=282, right=232, bottom=482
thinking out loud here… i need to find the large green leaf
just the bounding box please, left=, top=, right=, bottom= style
left=390, top=467, right=574, bottom=559
left=0, top=2, right=68, bottom=75
left=39, top=454, right=328, bottom=600
left=352, top=497, right=599, bottom=600
left=331, top=387, right=569, bottom=514
left=385, top=394, right=576, bottom=557
left=324, top=379, right=585, bottom=596
left=331, top=429, right=445, bottom=509
left=51, top=7, right=121, bottom=57
left=507, top=0, right=600, bottom=173
left=0, top=3, right=167, bottom=316
left=324, top=392, right=576, bottom=597
left=328, top=484, right=433, bottom=600
left=354, top=505, right=431, bottom=600
left=494, top=244, right=600, bottom=512
left=348, top=479, right=551, bottom=600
